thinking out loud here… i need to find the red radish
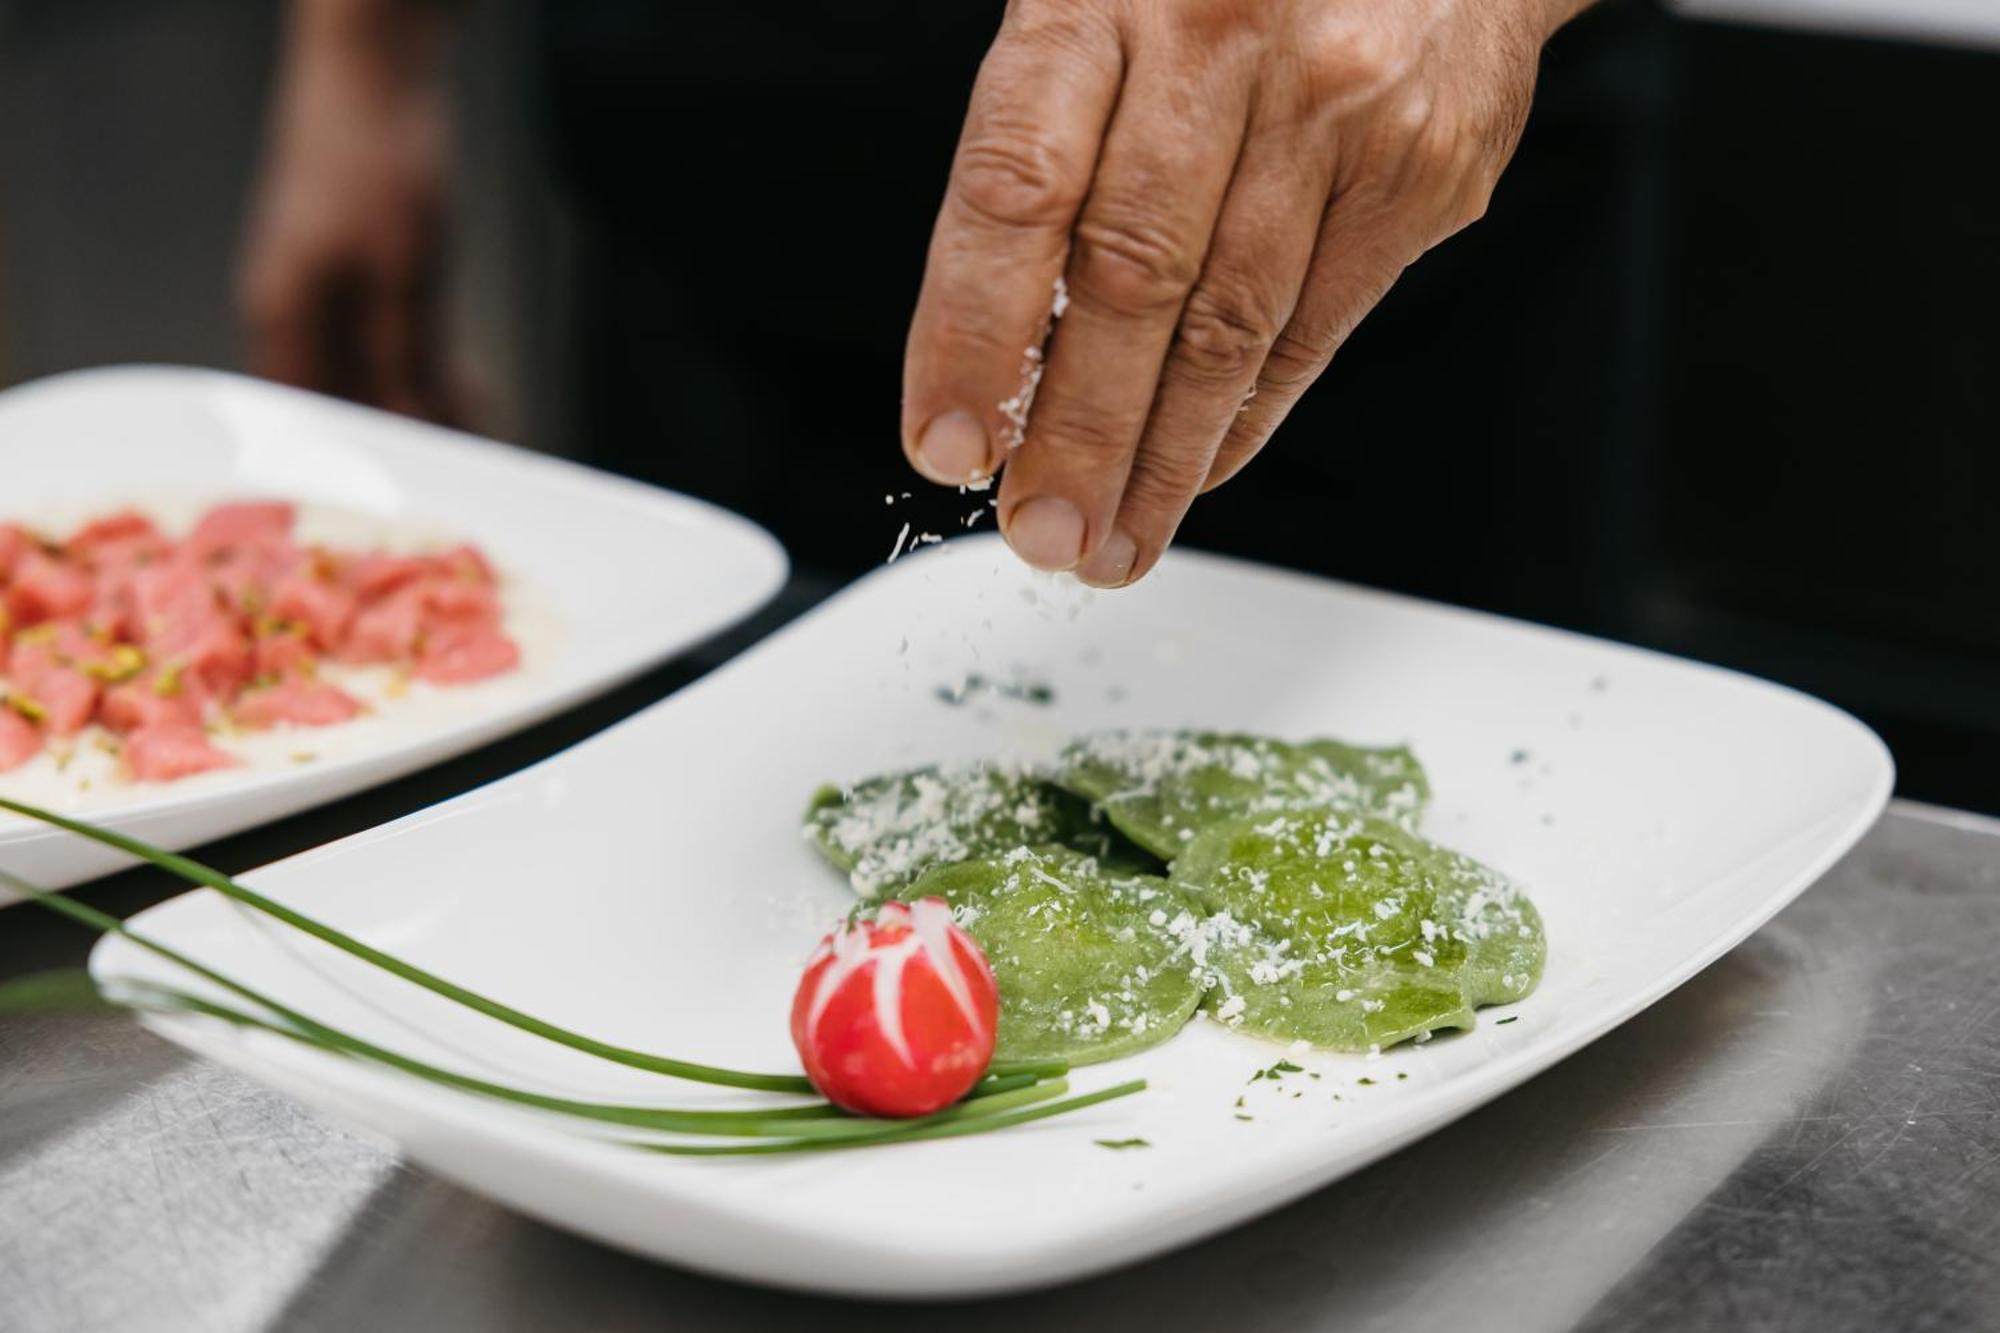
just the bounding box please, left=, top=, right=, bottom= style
left=790, top=898, right=998, bottom=1118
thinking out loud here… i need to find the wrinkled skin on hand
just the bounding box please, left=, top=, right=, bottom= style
left=902, top=0, right=1591, bottom=585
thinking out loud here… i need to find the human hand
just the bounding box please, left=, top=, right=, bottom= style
left=902, top=0, right=1591, bottom=585
left=236, top=0, right=460, bottom=421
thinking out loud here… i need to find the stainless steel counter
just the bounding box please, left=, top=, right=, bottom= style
left=4, top=653, right=1997, bottom=1332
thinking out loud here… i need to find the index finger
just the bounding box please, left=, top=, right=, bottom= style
left=900, top=8, right=1122, bottom=486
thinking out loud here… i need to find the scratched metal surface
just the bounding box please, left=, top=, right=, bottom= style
left=3, top=798, right=1996, bottom=1332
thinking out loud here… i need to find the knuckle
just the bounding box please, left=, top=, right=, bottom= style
left=1071, top=213, right=1201, bottom=316
left=1261, top=326, right=1334, bottom=390
left=1300, top=18, right=1411, bottom=102
left=953, top=130, right=1082, bottom=231
left=1031, top=399, right=1138, bottom=459
left=1124, top=444, right=1211, bottom=519
left=1172, top=284, right=1280, bottom=383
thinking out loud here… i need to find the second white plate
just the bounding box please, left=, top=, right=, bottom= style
left=0, top=366, right=786, bottom=891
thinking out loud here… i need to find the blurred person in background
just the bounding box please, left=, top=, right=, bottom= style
left=238, top=0, right=1664, bottom=611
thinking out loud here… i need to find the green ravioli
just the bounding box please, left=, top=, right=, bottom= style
left=1056, top=731, right=1430, bottom=861
left=909, top=846, right=1206, bottom=1066
left=1170, top=810, right=1543, bottom=1051
left=804, top=763, right=1160, bottom=897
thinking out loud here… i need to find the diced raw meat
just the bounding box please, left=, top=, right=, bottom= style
left=34, top=620, right=121, bottom=674
left=186, top=501, right=296, bottom=558
left=67, top=510, right=167, bottom=564
left=130, top=561, right=220, bottom=637
left=6, top=551, right=95, bottom=626
left=123, top=725, right=237, bottom=782
left=0, top=523, right=36, bottom=583
left=339, top=584, right=426, bottom=663
left=0, top=501, right=516, bottom=788
left=67, top=510, right=160, bottom=549
left=253, top=626, right=316, bottom=679
left=0, top=707, right=41, bottom=773
left=233, top=679, right=362, bottom=729
left=204, top=543, right=303, bottom=618
left=7, top=642, right=100, bottom=736
left=435, top=544, right=496, bottom=584
left=421, top=577, right=502, bottom=626
left=147, top=614, right=252, bottom=699
left=269, top=571, right=357, bottom=649
left=414, top=626, right=520, bottom=684
left=344, top=554, right=430, bottom=602
left=99, top=675, right=205, bottom=733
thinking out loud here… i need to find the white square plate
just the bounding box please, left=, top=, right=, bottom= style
left=89, top=536, right=1891, bottom=1297
left=0, top=365, right=786, bottom=891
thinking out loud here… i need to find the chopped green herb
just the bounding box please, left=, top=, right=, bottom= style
left=1357, top=1077, right=1377, bottom=1086
left=1250, top=1058, right=1305, bottom=1083
left=1095, top=1137, right=1152, bottom=1150
left=1234, top=1113, right=1254, bottom=1122
left=1496, top=1016, right=1518, bottom=1025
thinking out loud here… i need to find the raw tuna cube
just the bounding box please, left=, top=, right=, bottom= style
left=187, top=501, right=296, bottom=558
left=123, top=725, right=237, bottom=782
left=0, top=523, right=37, bottom=583
left=270, top=571, right=356, bottom=648
left=339, top=584, right=425, bottom=663
left=7, top=642, right=99, bottom=736
left=100, top=675, right=204, bottom=733
left=67, top=510, right=166, bottom=560
left=205, top=543, right=302, bottom=617
left=148, top=614, right=252, bottom=699
left=434, top=544, right=496, bottom=584
left=343, top=554, right=430, bottom=602
left=233, top=678, right=362, bottom=729
left=421, top=576, right=502, bottom=627
left=36, top=620, right=124, bottom=675
left=0, top=707, right=41, bottom=773
left=6, top=551, right=94, bottom=626
left=253, top=625, right=317, bottom=679
left=414, top=626, right=520, bottom=684
left=130, top=561, right=220, bottom=637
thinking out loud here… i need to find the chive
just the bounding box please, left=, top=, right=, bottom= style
left=645, top=1080, right=1146, bottom=1156
left=0, top=968, right=120, bottom=1014
left=0, top=879, right=1071, bottom=1143
left=0, top=797, right=816, bottom=1092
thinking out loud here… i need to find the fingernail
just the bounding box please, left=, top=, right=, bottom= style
left=1005, top=496, right=1086, bottom=571
left=1076, top=529, right=1139, bottom=588
left=915, top=410, right=990, bottom=484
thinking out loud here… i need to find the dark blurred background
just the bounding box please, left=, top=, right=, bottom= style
left=0, top=0, right=1993, bottom=812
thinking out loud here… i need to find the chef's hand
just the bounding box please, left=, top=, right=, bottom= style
left=902, top=0, right=1591, bottom=586
left=236, top=0, right=461, bottom=422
